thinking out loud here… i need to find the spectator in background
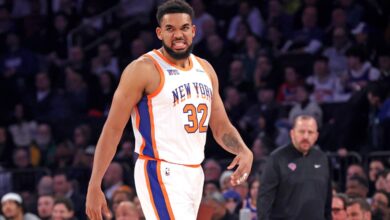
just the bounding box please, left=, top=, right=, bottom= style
left=375, top=170, right=389, bottom=192
left=338, top=0, right=364, bottom=30
left=219, top=170, right=234, bottom=193
left=240, top=86, right=279, bottom=140
left=0, top=32, right=39, bottom=83
left=53, top=170, right=85, bottom=220
left=115, top=201, right=140, bottom=220
left=228, top=20, right=252, bottom=54
left=193, top=14, right=217, bottom=57
left=88, top=71, right=117, bottom=117
left=227, top=0, right=264, bottom=40
left=323, top=27, right=352, bottom=76
left=265, top=0, right=293, bottom=38
left=37, top=194, right=55, bottom=220
left=240, top=35, right=263, bottom=81
left=341, top=47, right=380, bottom=94
left=377, top=50, right=390, bottom=81
left=24, top=72, right=68, bottom=124
left=91, top=43, right=120, bottom=78
left=253, top=55, right=280, bottom=90
left=103, top=162, right=125, bottom=201
left=66, top=46, right=90, bottom=77
left=0, top=7, right=16, bottom=52
left=223, top=87, right=248, bottom=126
left=203, top=158, right=222, bottom=182
left=190, top=0, right=215, bottom=45
left=46, top=13, right=71, bottom=65
left=37, top=175, right=54, bottom=196
left=306, top=56, right=344, bottom=103
left=285, top=6, right=324, bottom=54
left=368, top=160, right=385, bottom=195
left=0, top=126, right=15, bottom=168
left=385, top=172, right=390, bottom=194
left=71, top=124, right=92, bottom=167
left=227, top=59, right=253, bottom=98
left=63, top=68, right=89, bottom=117
left=52, top=140, right=74, bottom=170
left=371, top=190, right=390, bottom=220
left=332, top=194, right=348, bottom=220
left=33, top=123, right=56, bottom=167
left=277, top=66, right=302, bottom=105
left=242, top=178, right=260, bottom=220
left=51, top=197, right=76, bottom=220
left=345, top=175, right=369, bottom=199
left=347, top=164, right=368, bottom=181
left=11, top=148, right=36, bottom=192
left=1, top=192, right=40, bottom=220
left=288, top=84, right=323, bottom=128
left=346, top=197, right=372, bottom=220
left=223, top=189, right=241, bottom=215
left=111, top=185, right=135, bottom=215
left=203, top=180, right=221, bottom=197
left=8, top=103, right=37, bottom=148
left=265, top=25, right=286, bottom=58
left=325, top=8, right=348, bottom=42
left=351, top=22, right=376, bottom=61
left=367, top=82, right=390, bottom=151
left=201, top=192, right=239, bottom=220
left=203, top=34, right=233, bottom=89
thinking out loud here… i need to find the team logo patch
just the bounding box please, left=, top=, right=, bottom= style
left=165, top=167, right=170, bottom=176
left=288, top=163, right=297, bottom=171
left=167, top=69, right=180, bottom=75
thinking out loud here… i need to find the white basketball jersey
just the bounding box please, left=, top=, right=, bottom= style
left=131, top=50, right=213, bottom=165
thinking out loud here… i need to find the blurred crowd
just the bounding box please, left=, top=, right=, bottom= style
left=0, top=0, right=390, bottom=219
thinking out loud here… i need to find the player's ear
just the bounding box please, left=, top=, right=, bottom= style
left=156, top=27, right=163, bottom=40
left=192, top=25, right=196, bottom=38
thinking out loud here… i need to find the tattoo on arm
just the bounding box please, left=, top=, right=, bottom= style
left=222, top=133, right=240, bottom=153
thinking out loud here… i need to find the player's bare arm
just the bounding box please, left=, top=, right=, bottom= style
left=200, top=58, right=253, bottom=186
left=86, top=56, right=159, bottom=220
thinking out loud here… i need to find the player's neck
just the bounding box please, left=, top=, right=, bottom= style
left=160, top=48, right=190, bottom=69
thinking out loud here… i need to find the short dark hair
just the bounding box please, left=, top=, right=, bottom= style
left=348, top=175, right=369, bottom=189
left=334, top=193, right=349, bottom=209
left=346, top=46, right=366, bottom=62
left=347, top=197, right=371, bottom=212
left=156, top=0, right=194, bottom=26
left=54, top=197, right=74, bottom=212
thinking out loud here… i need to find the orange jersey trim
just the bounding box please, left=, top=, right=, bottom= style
left=146, top=97, right=159, bottom=159
left=156, top=161, right=175, bottom=219
left=134, top=106, right=146, bottom=154
left=138, top=155, right=201, bottom=168
left=153, top=49, right=193, bottom=71
left=144, top=161, right=160, bottom=219
left=144, top=54, right=165, bottom=98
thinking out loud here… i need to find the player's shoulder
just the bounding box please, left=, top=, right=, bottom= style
left=122, top=54, right=156, bottom=74
left=193, top=55, right=211, bottom=68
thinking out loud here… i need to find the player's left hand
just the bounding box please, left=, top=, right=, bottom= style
left=227, top=147, right=253, bottom=186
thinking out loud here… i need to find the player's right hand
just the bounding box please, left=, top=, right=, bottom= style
left=86, top=185, right=112, bottom=220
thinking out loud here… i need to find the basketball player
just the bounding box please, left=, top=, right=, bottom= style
left=85, top=1, right=253, bottom=220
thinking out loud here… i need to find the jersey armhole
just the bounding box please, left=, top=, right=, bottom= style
left=143, top=54, right=165, bottom=98
left=194, top=56, right=214, bottom=86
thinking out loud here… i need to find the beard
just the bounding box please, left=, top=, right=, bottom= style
left=162, top=41, right=194, bottom=60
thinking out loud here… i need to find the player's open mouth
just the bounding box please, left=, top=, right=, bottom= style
left=172, top=42, right=186, bottom=50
